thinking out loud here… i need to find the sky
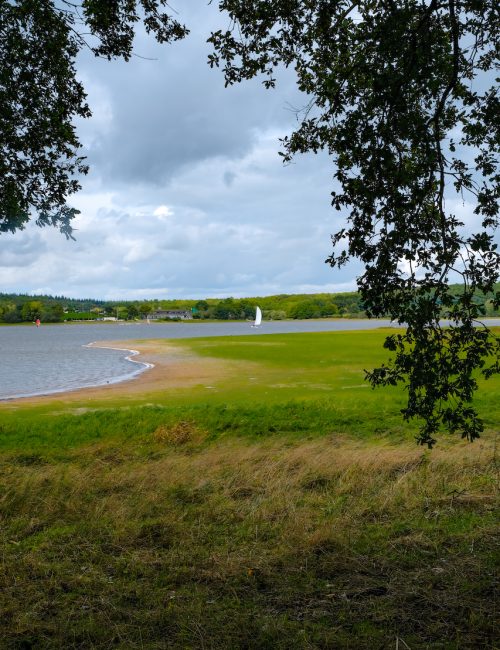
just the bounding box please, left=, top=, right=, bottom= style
left=0, top=3, right=362, bottom=301
left=0, top=4, right=489, bottom=302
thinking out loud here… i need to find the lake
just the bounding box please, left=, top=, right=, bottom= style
left=1, top=318, right=498, bottom=400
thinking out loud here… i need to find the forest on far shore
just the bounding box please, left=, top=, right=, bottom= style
left=0, top=285, right=499, bottom=323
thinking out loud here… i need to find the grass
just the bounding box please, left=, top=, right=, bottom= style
left=0, top=329, right=498, bottom=648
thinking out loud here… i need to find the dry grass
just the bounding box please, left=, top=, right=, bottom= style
left=153, top=420, right=207, bottom=446
left=1, top=434, right=498, bottom=648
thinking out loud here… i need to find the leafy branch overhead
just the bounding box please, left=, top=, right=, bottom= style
left=0, top=0, right=187, bottom=236
left=0, top=1, right=498, bottom=445
left=208, top=0, right=499, bottom=446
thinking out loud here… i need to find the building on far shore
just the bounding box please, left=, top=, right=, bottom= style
left=149, top=309, right=192, bottom=320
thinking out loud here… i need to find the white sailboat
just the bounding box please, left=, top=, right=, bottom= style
left=251, top=306, right=262, bottom=328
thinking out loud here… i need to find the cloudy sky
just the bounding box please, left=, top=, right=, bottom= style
left=0, top=4, right=486, bottom=301
left=0, top=3, right=363, bottom=301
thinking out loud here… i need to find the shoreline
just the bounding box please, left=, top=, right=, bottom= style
left=0, top=343, right=156, bottom=402
left=3, top=321, right=498, bottom=406
left=0, top=339, right=230, bottom=406
left=84, top=341, right=155, bottom=375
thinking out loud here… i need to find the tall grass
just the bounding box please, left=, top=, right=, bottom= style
left=1, top=434, right=497, bottom=648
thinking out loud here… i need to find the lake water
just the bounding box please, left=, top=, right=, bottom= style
left=1, top=318, right=498, bottom=400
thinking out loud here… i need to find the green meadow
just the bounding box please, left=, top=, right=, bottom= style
left=0, top=329, right=498, bottom=648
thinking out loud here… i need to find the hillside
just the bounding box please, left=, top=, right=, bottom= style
left=0, top=284, right=498, bottom=323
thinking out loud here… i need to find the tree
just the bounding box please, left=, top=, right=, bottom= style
left=2, top=307, right=22, bottom=323
left=126, top=304, right=139, bottom=320
left=237, top=298, right=257, bottom=319
left=42, top=302, right=65, bottom=322
left=212, top=300, right=231, bottom=320
left=21, top=300, right=43, bottom=322
left=139, top=302, right=153, bottom=319
left=208, top=0, right=499, bottom=446
left=1, top=1, right=498, bottom=445
left=194, top=300, right=210, bottom=312
left=289, top=300, right=320, bottom=319
left=0, top=0, right=187, bottom=236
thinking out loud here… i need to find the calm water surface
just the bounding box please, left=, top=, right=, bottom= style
left=1, top=319, right=498, bottom=400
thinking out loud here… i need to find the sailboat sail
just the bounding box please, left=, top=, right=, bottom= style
left=254, top=306, right=262, bottom=327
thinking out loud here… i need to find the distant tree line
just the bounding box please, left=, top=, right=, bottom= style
left=0, top=286, right=498, bottom=324
left=190, top=294, right=365, bottom=320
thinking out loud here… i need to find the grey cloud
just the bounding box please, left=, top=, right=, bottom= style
left=4, top=6, right=490, bottom=302
left=0, top=6, right=361, bottom=300
left=158, top=233, right=191, bottom=251
left=0, top=232, right=47, bottom=267
left=223, top=171, right=237, bottom=187
left=77, top=5, right=303, bottom=189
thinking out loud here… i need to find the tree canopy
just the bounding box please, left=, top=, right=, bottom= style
left=0, top=0, right=498, bottom=445
left=208, top=0, right=500, bottom=445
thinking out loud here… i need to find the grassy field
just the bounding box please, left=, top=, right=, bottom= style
left=0, top=329, right=498, bottom=648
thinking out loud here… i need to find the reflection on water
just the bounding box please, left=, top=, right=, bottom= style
left=3, top=318, right=496, bottom=400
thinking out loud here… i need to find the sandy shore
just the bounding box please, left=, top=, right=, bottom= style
left=3, top=339, right=231, bottom=406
